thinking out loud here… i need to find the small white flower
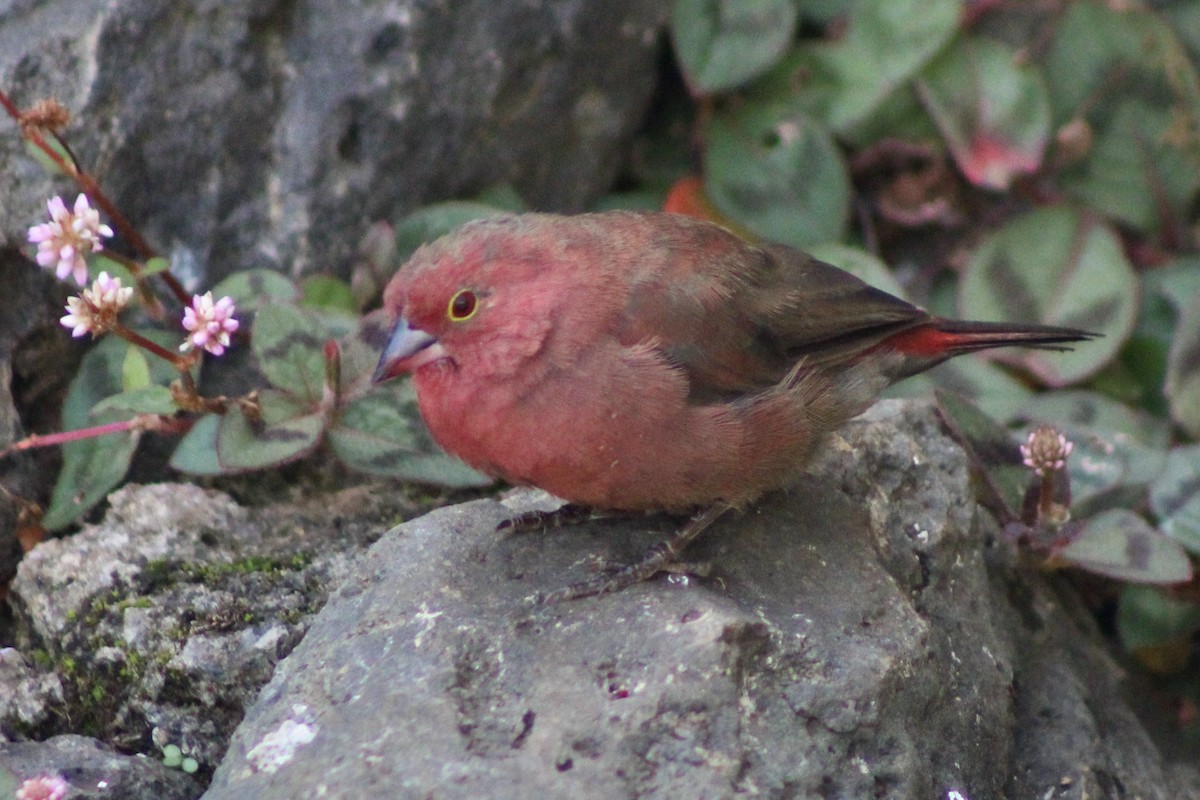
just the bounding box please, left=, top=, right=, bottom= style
left=1021, top=425, right=1074, bottom=476
left=180, top=291, right=239, bottom=356
left=27, top=194, right=114, bottom=286
left=60, top=271, right=134, bottom=338
left=16, top=773, right=70, bottom=800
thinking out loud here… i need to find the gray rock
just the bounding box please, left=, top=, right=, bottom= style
left=0, top=647, right=63, bottom=739
left=0, top=734, right=198, bottom=800
left=0, top=0, right=667, bottom=284
left=203, top=400, right=1196, bottom=800
left=3, top=480, right=411, bottom=773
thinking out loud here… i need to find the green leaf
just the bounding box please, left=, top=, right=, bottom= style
left=169, top=414, right=223, bottom=475
left=893, top=357, right=1034, bottom=424
left=302, top=275, right=357, bottom=313
left=1061, top=100, right=1200, bottom=232
left=142, top=256, right=171, bottom=276
left=43, top=422, right=140, bottom=531
left=1055, top=509, right=1192, bottom=584
left=1018, top=392, right=1169, bottom=512
left=806, top=243, right=907, bottom=298
left=1149, top=445, right=1200, bottom=555
left=1165, top=289, right=1200, bottom=438
left=92, top=385, right=177, bottom=417
left=933, top=389, right=1028, bottom=518
left=1149, top=257, right=1200, bottom=314
left=1044, top=3, right=1200, bottom=232
left=301, top=275, right=360, bottom=338
left=755, top=0, right=958, bottom=133
left=25, top=135, right=73, bottom=176
left=45, top=332, right=179, bottom=530
left=252, top=304, right=329, bottom=402
left=329, top=381, right=491, bottom=487
left=215, top=390, right=324, bottom=472
left=1117, top=584, right=1200, bottom=652
left=122, top=346, right=152, bottom=391
left=472, top=184, right=527, bottom=212
left=209, top=269, right=300, bottom=314
left=959, top=206, right=1137, bottom=385
left=704, top=102, right=849, bottom=247
left=90, top=254, right=137, bottom=286
left=670, top=0, right=798, bottom=93
left=0, top=763, right=19, bottom=799
left=395, top=202, right=508, bottom=263
left=916, top=36, right=1051, bottom=190
left=1018, top=389, right=1171, bottom=448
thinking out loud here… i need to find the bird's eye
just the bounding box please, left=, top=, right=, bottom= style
left=447, top=289, right=479, bottom=322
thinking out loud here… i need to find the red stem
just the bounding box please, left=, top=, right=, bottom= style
left=0, top=415, right=191, bottom=460
left=1, top=87, right=191, bottom=306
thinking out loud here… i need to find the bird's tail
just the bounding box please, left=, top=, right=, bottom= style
left=879, top=319, right=1099, bottom=378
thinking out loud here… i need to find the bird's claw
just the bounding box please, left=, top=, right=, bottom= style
left=525, top=504, right=731, bottom=605
left=497, top=503, right=594, bottom=535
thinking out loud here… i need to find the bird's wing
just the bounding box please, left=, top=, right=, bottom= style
left=615, top=236, right=929, bottom=400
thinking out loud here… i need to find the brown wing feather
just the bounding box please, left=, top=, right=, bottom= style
left=614, top=216, right=928, bottom=400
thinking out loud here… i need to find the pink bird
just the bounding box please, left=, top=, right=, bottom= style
left=374, top=211, right=1094, bottom=600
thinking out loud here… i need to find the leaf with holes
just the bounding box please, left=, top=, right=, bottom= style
left=1149, top=445, right=1200, bottom=555
left=916, top=37, right=1051, bottom=190
left=959, top=206, right=1136, bottom=385
left=671, top=0, right=797, bottom=93
left=1053, top=509, right=1193, bottom=585
left=705, top=102, right=849, bottom=248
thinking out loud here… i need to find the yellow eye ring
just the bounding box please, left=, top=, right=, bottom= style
left=447, top=289, right=479, bottom=322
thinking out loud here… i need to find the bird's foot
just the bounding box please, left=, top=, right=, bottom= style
left=533, top=504, right=730, bottom=604
left=497, top=503, right=594, bottom=535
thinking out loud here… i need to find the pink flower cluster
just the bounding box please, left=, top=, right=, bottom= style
left=15, top=773, right=69, bottom=800
left=1020, top=425, right=1074, bottom=476
left=27, top=194, right=113, bottom=286
left=181, top=291, right=240, bottom=356
left=60, top=271, right=134, bottom=338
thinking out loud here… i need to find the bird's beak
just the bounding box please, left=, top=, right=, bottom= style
left=372, top=317, right=445, bottom=383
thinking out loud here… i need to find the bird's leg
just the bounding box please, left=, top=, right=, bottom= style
left=497, top=503, right=596, bottom=535
left=537, top=503, right=731, bottom=604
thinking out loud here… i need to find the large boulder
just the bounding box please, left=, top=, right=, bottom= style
left=203, top=401, right=1199, bottom=799
left=0, top=0, right=667, bottom=282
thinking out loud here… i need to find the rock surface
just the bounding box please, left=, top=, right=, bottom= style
left=0, top=0, right=667, bottom=283
left=202, top=401, right=1198, bottom=800
left=2, top=478, right=429, bottom=794
left=0, top=734, right=199, bottom=800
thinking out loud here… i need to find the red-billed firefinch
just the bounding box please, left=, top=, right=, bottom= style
left=374, top=211, right=1094, bottom=600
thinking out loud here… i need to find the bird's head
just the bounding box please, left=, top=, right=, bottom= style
left=372, top=214, right=602, bottom=384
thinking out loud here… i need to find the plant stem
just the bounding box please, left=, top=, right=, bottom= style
left=0, top=414, right=190, bottom=460
left=1, top=88, right=191, bottom=306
